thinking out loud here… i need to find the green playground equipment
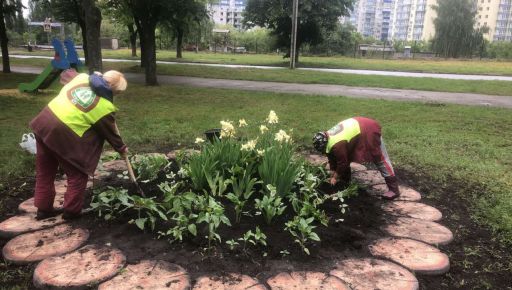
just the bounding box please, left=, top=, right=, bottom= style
left=18, top=38, right=86, bottom=93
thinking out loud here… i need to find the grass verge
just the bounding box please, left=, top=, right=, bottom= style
left=1, top=72, right=511, bottom=242
left=7, top=58, right=512, bottom=96
left=8, top=48, right=512, bottom=76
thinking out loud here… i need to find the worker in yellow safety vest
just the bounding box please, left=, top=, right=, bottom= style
left=29, top=70, right=129, bottom=220
left=313, top=117, right=400, bottom=200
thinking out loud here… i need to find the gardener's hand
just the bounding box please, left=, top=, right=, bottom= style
left=120, top=147, right=129, bottom=158
left=330, top=176, right=337, bottom=186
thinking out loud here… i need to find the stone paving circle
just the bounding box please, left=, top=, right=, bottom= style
left=368, top=238, right=450, bottom=275
left=193, top=273, right=266, bottom=290
left=382, top=217, right=454, bottom=245
left=33, top=244, right=126, bottom=289
left=267, top=271, right=350, bottom=290
left=381, top=201, right=443, bottom=221
left=98, top=260, right=190, bottom=290
left=352, top=170, right=385, bottom=186
left=18, top=195, right=65, bottom=214
left=330, top=258, right=419, bottom=290
left=0, top=214, right=66, bottom=238
left=2, top=224, right=89, bottom=264
left=101, top=160, right=128, bottom=172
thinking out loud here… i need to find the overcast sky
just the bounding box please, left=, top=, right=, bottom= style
left=22, top=0, right=30, bottom=18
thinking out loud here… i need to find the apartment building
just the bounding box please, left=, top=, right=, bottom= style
left=390, top=0, right=437, bottom=41
left=346, top=0, right=394, bottom=40
left=346, top=0, right=437, bottom=41
left=209, top=0, right=246, bottom=29
left=475, top=0, right=512, bottom=41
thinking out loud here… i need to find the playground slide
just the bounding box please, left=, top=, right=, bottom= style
left=18, top=64, right=63, bottom=93
left=18, top=38, right=85, bottom=93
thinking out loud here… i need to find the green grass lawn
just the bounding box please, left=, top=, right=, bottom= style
left=8, top=48, right=512, bottom=76
left=1, top=72, right=511, bottom=242
left=7, top=58, right=512, bottom=96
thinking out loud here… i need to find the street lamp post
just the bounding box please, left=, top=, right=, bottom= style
left=290, top=0, right=298, bottom=69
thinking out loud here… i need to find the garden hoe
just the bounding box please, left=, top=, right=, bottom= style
left=114, top=125, right=146, bottom=197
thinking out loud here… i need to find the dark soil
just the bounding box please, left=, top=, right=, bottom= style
left=1, top=167, right=511, bottom=290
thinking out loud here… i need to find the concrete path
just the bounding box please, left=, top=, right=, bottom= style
left=10, top=66, right=512, bottom=109
left=9, top=54, right=512, bottom=81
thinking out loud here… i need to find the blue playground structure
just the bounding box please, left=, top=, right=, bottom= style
left=18, top=38, right=86, bottom=93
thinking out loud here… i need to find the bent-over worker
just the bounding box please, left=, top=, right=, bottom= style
left=29, top=70, right=128, bottom=220
left=312, top=117, right=400, bottom=200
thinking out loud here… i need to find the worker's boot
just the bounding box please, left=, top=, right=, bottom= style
left=36, top=209, right=60, bottom=220
left=382, top=176, right=401, bottom=200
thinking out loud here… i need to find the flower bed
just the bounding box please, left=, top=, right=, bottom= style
left=90, top=111, right=358, bottom=255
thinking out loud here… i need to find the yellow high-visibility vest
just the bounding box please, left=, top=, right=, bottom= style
left=48, top=73, right=117, bottom=137
left=325, top=118, right=361, bottom=153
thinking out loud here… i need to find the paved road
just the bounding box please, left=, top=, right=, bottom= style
left=9, top=54, right=512, bottom=81
left=10, top=66, right=512, bottom=109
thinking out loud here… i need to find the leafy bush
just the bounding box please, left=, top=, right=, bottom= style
left=131, top=154, right=170, bottom=183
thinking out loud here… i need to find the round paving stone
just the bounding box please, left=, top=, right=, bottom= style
left=2, top=224, right=89, bottom=264
left=350, top=162, right=367, bottom=172
left=381, top=201, right=443, bottom=221
left=330, top=258, right=419, bottom=290
left=99, top=260, right=190, bottom=290
left=267, top=271, right=349, bottom=290
left=368, top=238, right=450, bottom=275
left=193, top=273, right=266, bottom=290
left=101, top=160, right=128, bottom=172
left=0, top=214, right=66, bottom=238
left=369, top=184, right=422, bottom=201
left=33, top=244, right=126, bottom=289
left=19, top=195, right=65, bottom=214
left=381, top=217, right=454, bottom=245
left=352, top=170, right=385, bottom=186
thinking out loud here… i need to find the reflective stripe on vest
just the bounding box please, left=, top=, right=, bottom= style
left=48, top=73, right=117, bottom=137
left=325, top=118, right=361, bottom=154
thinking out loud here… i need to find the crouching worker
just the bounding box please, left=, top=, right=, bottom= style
left=29, top=70, right=128, bottom=220
left=313, top=117, right=400, bottom=200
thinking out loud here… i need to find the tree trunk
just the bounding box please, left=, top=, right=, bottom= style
left=176, top=26, right=183, bottom=59
left=79, top=20, right=88, bottom=66
left=81, top=0, right=102, bottom=73
left=0, top=2, right=11, bottom=73
left=134, top=17, right=145, bottom=68
left=128, top=24, right=137, bottom=57
left=141, top=23, right=157, bottom=85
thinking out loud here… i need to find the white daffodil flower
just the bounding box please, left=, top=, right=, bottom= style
left=238, top=119, right=248, bottom=127
left=267, top=110, right=279, bottom=124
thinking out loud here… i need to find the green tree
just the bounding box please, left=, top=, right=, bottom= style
left=0, top=0, right=22, bottom=72
left=163, top=0, right=208, bottom=58
left=244, top=0, right=353, bottom=63
left=99, top=0, right=138, bottom=57
left=432, top=0, right=487, bottom=58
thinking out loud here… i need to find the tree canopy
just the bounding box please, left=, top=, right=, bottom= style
left=432, top=0, right=487, bottom=58
left=244, top=0, right=353, bottom=61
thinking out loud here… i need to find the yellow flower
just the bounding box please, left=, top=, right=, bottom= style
left=220, top=120, right=236, bottom=138
left=267, top=110, right=279, bottom=124
left=195, top=137, right=205, bottom=144
left=257, top=149, right=265, bottom=156
left=241, top=139, right=257, bottom=151
left=259, top=125, right=269, bottom=134
left=275, top=129, right=291, bottom=143
left=238, top=119, right=248, bottom=127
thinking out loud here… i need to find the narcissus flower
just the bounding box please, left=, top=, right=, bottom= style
left=195, top=137, right=205, bottom=144
left=275, top=129, right=291, bottom=143
left=260, top=125, right=269, bottom=134
left=267, top=110, right=279, bottom=124
left=220, top=120, right=236, bottom=138
left=241, top=139, right=257, bottom=151
left=257, top=149, right=265, bottom=156
left=238, top=119, right=248, bottom=127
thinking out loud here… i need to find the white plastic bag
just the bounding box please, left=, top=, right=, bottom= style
left=19, top=133, right=37, bottom=154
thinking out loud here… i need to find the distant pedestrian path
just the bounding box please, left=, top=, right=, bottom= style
left=9, top=54, right=512, bottom=82
left=11, top=66, right=512, bottom=109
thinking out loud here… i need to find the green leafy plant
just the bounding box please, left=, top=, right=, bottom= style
left=258, top=144, right=302, bottom=197
left=238, top=227, right=267, bottom=253
left=89, top=187, right=133, bottom=220
left=131, top=154, right=170, bottom=183
left=255, top=185, right=287, bottom=225
left=195, top=195, right=231, bottom=250
left=226, top=164, right=261, bottom=223
left=129, top=195, right=168, bottom=231
left=158, top=182, right=198, bottom=241
left=285, top=216, right=321, bottom=255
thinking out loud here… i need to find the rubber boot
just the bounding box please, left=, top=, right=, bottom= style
left=383, top=176, right=400, bottom=200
